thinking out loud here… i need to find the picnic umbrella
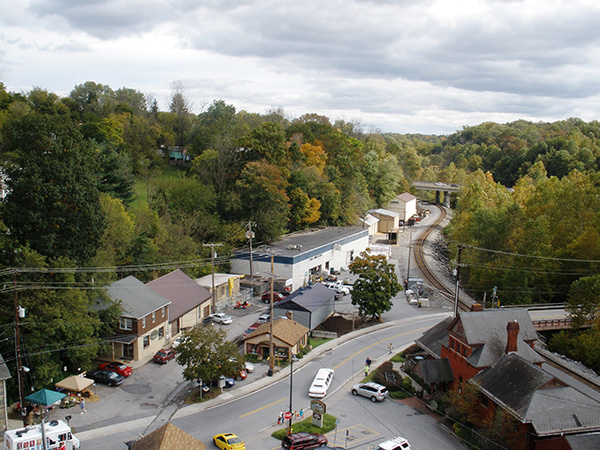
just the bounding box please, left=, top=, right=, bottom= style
left=25, top=389, right=67, bottom=450
left=25, top=388, right=66, bottom=406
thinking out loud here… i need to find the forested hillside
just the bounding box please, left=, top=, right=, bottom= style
left=2, top=80, right=600, bottom=387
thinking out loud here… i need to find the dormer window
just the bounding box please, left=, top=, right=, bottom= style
left=120, top=317, right=132, bottom=331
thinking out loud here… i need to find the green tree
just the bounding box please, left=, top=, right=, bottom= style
left=176, top=326, right=244, bottom=389
left=565, top=275, right=600, bottom=328
left=349, top=251, right=401, bottom=321
left=1, top=112, right=106, bottom=264
left=235, top=160, right=290, bottom=242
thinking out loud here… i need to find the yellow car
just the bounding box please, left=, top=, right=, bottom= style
left=212, top=433, right=245, bottom=450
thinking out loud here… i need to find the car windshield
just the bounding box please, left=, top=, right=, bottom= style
left=113, top=363, right=126, bottom=370
left=107, top=372, right=119, bottom=379
left=227, top=437, right=241, bottom=444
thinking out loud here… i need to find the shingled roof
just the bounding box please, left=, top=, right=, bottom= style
left=147, top=269, right=211, bottom=321
left=275, top=283, right=334, bottom=313
left=107, top=276, right=171, bottom=319
left=415, top=316, right=452, bottom=359
left=243, top=317, right=309, bottom=346
left=416, top=358, right=454, bottom=384
left=451, top=309, right=544, bottom=367
left=471, top=353, right=600, bottom=436
left=130, top=422, right=206, bottom=450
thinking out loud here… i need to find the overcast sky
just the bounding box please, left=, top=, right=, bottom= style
left=1, top=0, right=600, bottom=134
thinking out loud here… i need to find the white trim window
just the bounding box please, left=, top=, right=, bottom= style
left=120, top=317, right=133, bottom=331
left=142, top=317, right=146, bottom=328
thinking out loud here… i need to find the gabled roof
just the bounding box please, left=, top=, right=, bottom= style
left=195, top=273, right=240, bottom=288
left=566, top=432, right=600, bottom=450
left=415, top=316, right=452, bottom=359
left=369, top=208, right=399, bottom=218
left=130, top=422, right=206, bottom=450
left=417, top=358, right=454, bottom=384
left=243, top=317, right=309, bottom=346
left=107, top=276, right=171, bottom=319
left=274, top=283, right=334, bottom=313
left=360, top=213, right=379, bottom=226
left=451, top=309, right=543, bottom=367
left=396, top=192, right=416, bottom=202
left=471, top=353, right=600, bottom=436
left=147, top=269, right=211, bottom=321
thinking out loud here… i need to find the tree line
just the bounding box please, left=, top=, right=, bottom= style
left=2, top=79, right=600, bottom=392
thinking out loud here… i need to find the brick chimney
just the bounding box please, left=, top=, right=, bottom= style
left=286, top=310, right=293, bottom=320
left=505, top=320, right=519, bottom=354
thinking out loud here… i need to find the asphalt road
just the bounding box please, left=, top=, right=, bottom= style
left=75, top=313, right=466, bottom=449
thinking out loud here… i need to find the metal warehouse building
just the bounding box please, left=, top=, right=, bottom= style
left=230, top=226, right=369, bottom=291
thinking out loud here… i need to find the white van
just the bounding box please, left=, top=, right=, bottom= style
left=308, top=368, right=334, bottom=398
left=4, top=419, right=80, bottom=449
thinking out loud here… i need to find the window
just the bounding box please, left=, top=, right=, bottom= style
left=162, top=307, right=165, bottom=317
left=481, top=396, right=488, bottom=408
left=158, top=327, right=164, bottom=339
left=152, top=311, right=156, bottom=323
left=120, top=317, right=132, bottom=331
left=143, top=336, right=149, bottom=348
left=142, top=317, right=146, bottom=328
left=449, top=339, right=454, bottom=350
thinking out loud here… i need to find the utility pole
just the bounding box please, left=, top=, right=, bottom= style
left=203, top=243, right=222, bottom=313
left=14, top=270, right=26, bottom=425
left=287, top=357, right=293, bottom=433
left=246, top=222, right=255, bottom=278
left=453, top=244, right=463, bottom=317
left=268, top=251, right=275, bottom=377
left=406, top=225, right=413, bottom=286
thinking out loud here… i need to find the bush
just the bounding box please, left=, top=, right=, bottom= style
left=271, top=413, right=337, bottom=440
left=372, top=361, right=402, bottom=391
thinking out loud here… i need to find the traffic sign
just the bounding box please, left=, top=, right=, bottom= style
left=283, top=411, right=293, bottom=420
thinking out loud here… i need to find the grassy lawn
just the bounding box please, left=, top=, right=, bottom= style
left=309, top=337, right=332, bottom=349
left=130, top=165, right=185, bottom=210
left=272, top=413, right=337, bottom=440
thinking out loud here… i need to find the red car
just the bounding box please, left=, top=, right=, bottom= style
left=262, top=291, right=285, bottom=303
left=98, top=361, right=132, bottom=377
left=153, top=348, right=176, bottom=364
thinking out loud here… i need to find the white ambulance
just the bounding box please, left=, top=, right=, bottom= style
left=4, top=419, right=80, bottom=450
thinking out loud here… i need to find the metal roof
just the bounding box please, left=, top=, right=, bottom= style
left=274, top=283, right=335, bottom=313
left=147, top=269, right=211, bottom=321
left=107, top=276, right=171, bottom=319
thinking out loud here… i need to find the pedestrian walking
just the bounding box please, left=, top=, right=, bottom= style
left=299, top=409, right=304, bottom=419
left=365, top=357, right=372, bottom=368
left=364, top=365, right=370, bottom=377
left=80, top=399, right=86, bottom=414
left=388, top=343, right=393, bottom=354
left=278, top=410, right=284, bottom=425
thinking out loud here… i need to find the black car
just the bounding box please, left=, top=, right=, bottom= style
left=86, top=369, right=125, bottom=386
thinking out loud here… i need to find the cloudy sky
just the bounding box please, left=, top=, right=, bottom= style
left=1, top=0, right=600, bottom=134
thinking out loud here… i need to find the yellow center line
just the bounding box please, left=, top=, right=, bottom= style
left=239, top=397, right=286, bottom=418
left=333, top=326, right=431, bottom=371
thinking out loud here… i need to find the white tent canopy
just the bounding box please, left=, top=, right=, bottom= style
left=55, top=375, right=94, bottom=392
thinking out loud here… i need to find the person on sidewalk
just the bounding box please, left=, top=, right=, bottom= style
left=388, top=343, right=393, bottom=354
left=365, top=357, right=372, bottom=368
left=364, top=365, right=370, bottom=377
left=80, top=399, right=86, bottom=414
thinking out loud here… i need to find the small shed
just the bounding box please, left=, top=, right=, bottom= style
left=415, top=358, right=454, bottom=396
left=274, top=283, right=335, bottom=330
left=243, top=316, right=309, bottom=361
left=359, top=213, right=379, bottom=236
left=387, top=192, right=417, bottom=222
left=368, top=209, right=400, bottom=233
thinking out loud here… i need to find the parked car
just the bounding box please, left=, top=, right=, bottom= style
left=213, top=433, right=245, bottom=450
left=98, top=361, right=132, bottom=377
left=351, top=382, right=388, bottom=402
left=262, top=291, right=285, bottom=303
left=257, top=313, right=270, bottom=323
left=171, top=336, right=185, bottom=349
left=281, top=432, right=328, bottom=449
left=237, top=369, right=247, bottom=380
left=153, top=348, right=176, bottom=364
left=212, top=375, right=235, bottom=388
left=375, top=436, right=411, bottom=450
left=86, top=369, right=125, bottom=386
left=308, top=368, right=334, bottom=398
left=212, top=313, right=233, bottom=325
left=242, top=322, right=262, bottom=338
left=244, top=361, right=255, bottom=373
left=323, top=281, right=350, bottom=295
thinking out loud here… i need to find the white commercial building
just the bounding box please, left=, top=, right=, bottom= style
left=231, top=226, right=369, bottom=291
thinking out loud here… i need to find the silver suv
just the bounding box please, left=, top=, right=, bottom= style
left=351, top=382, right=388, bottom=402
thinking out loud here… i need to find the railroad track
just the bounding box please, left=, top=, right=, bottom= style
left=413, top=205, right=470, bottom=310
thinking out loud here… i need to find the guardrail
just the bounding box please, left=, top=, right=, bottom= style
left=532, top=318, right=571, bottom=330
